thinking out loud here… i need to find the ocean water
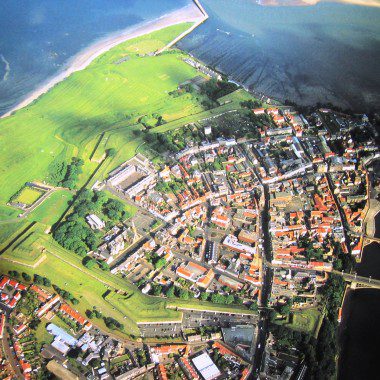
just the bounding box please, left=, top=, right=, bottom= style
left=178, top=0, right=380, bottom=112
left=0, top=0, right=189, bottom=115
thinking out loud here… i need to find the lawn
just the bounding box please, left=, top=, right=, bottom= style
left=28, top=190, right=74, bottom=225
left=34, top=320, right=54, bottom=349
left=0, top=23, right=204, bottom=208
left=0, top=205, right=20, bottom=221
left=14, top=187, right=45, bottom=206
left=274, top=307, right=324, bottom=337
left=217, top=88, right=257, bottom=105
left=1, top=223, right=46, bottom=266
left=153, top=100, right=242, bottom=133
left=0, top=221, right=26, bottom=245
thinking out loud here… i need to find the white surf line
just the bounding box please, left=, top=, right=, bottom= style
left=0, top=3, right=205, bottom=119
left=0, top=54, right=10, bottom=81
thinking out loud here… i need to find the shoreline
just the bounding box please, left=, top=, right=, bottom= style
left=1, top=2, right=206, bottom=119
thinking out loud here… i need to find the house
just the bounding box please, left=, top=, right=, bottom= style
left=0, top=276, right=9, bottom=290
left=86, top=214, right=105, bottom=230
left=13, top=324, right=27, bottom=336
left=36, top=295, right=60, bottom=318
left=223, top=235, right=256, bottom=256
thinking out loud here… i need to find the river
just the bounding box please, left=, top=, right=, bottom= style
left=338, top=212, right=380, bottom=379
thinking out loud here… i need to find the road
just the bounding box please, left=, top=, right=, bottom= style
left=251, top=183, right=273, bottom=378
left=335, top=271, right=380, bottom=289
left=1, top=320, right=23, bottom=380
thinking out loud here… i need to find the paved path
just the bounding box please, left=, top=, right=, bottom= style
left=1, top=320, right=23, bottom=380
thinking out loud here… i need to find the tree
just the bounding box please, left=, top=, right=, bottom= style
left=82, top=257, right=96, bottom=269
left=71, top=298, right=79, bottom=305
left=86, top=310, right=95, bottom=319
left=34, top=274, right=44, bottom=285
left=107, top=148, right=117, bottom=157
left=98, top=261, right=110, bottom=271
left=22, top=272, right=31, bottom=282
left=94, top=191, right=108, bottom=205
left=179, top=289, right=189, bottom=300
left=166, top=286, right=175, bottom=298
left=278, top=303, right=291, bottom=316
left=269, top=310, right=277, bottom=323
left=211, top=293, right=226, bottom=304
left=103, top=199, right=125, bottom=221
left=8, top=270, right=19, bottom=278
left=249, top=302, right=258, bottom=312
left=152, top=284, right=162, bottom=296
left=200, top=292, right=209, bottom=301
left=154, top=258, right=166, bottom=270
left=43, top=277, right=51, bottom=287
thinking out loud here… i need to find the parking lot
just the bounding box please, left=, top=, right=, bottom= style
left=182, top=310, right=258, bottom=329
left=138, top=321, right=182, bottom=338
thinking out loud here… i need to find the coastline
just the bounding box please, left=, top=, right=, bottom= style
left=1, top=2, right=206, bottom=119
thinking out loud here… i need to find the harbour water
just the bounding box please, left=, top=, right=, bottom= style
left=178, top=0, right=380, bottom=112
left=0, top=0, right=190, bottom=115
left=338, top=212, right=380, bottom=379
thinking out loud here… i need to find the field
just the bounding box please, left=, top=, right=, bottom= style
left=0, top=23, right=204, bottom=213
left=274, top=307, right=324, bottom=337
left=13, top=187, right=45, bottom=206
left=0, top=221, right=26, bottom=245
left=28, top=190, right=74, bottom=225
left=0, top=223, right=46, bottom=266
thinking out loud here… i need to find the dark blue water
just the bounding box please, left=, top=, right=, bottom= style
left=339, top=212, right=380, bottom=379
left=178, top=0, right=380, bottom=112
left=0, top=0, right=189, bottom=115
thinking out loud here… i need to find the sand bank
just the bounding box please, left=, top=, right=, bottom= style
left=1, top=3, right=205, bottom=119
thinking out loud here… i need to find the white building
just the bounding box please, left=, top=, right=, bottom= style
left=192, top=352, right=221, bottom=380
left=86, top=214, right=105, bottom=230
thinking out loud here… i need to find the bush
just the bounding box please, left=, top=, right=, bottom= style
left=8, top=270, right=20, bottom=278
left=107, top=148, right=117, bottom=157
left=82, top=257, right=96, bottom=269
left=22, top=272, right=31, bottom=282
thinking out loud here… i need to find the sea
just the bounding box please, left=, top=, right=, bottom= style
left=0, top=0, right=190, bottom=115
left=178, top=0, right=380, bottom=113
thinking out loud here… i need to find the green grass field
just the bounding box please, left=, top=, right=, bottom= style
left=0, top=23, right=204, bottom=208
left=274, top=307, right=324, bottom=337
left=14, top=187, right=45, bottom=205
left=1, top=223, right=46, bottom=266
left=0, top=221, right=26, bottom=245
left=28, top=190, right=74, bottom=225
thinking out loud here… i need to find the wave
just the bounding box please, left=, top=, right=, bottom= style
left=0, top=55, right=10, bottom=81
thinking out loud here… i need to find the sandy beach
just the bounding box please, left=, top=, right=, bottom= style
left=1, top=2, right=205, bottom=119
